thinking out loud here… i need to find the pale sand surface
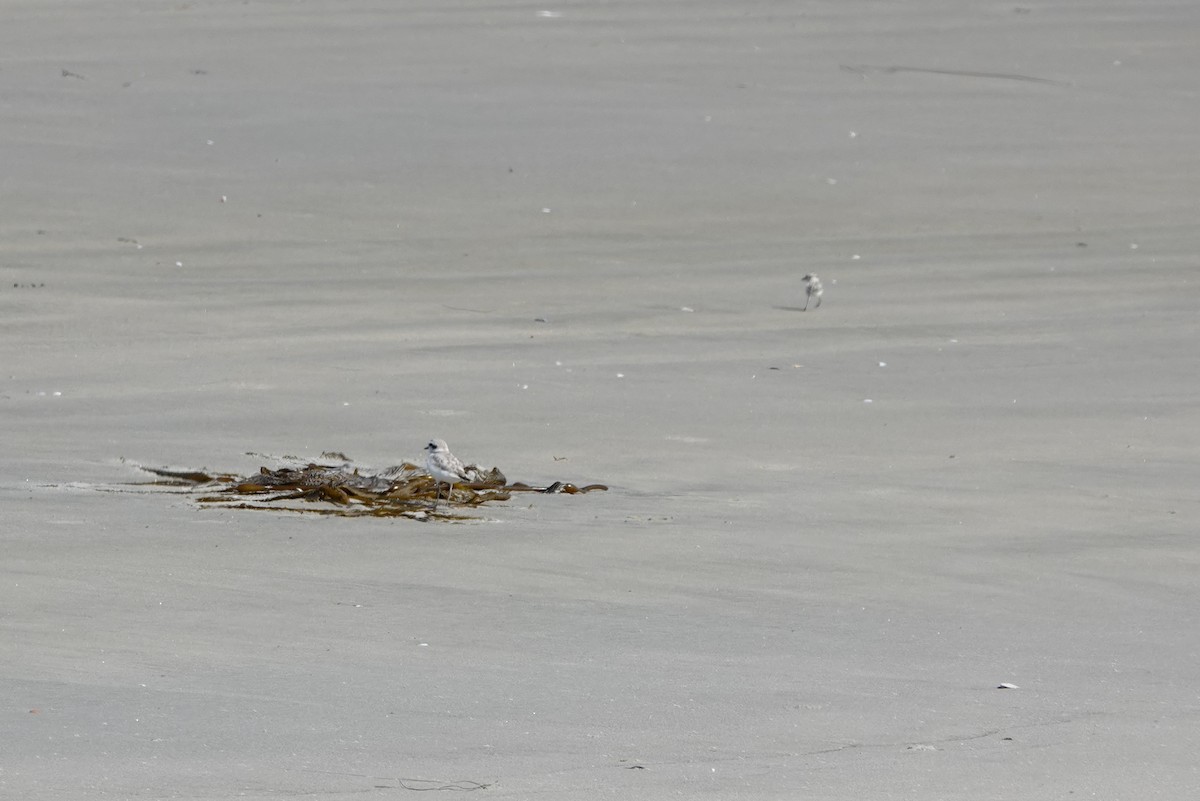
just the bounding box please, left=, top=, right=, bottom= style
left=3, top=2, right=1199, bottom=798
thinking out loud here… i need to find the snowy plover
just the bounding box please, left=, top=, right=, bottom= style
left=423, top=438, right=471, bottom=509
left=802, top=273, right=823, bottom=311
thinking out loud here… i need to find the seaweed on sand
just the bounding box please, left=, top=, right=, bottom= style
left=140, top=457, right=606, bottom=520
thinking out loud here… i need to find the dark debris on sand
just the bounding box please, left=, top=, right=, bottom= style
left=140, top=459, right=607, bottom=520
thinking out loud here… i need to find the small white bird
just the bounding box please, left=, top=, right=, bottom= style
left=802, top=273, right=823, bottom=311
left=423, top=438, right=472, bottom=510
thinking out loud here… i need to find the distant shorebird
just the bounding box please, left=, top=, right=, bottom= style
left=423, top=438, right=471, bottom=510
left=802, top=273, right=823, bottom=311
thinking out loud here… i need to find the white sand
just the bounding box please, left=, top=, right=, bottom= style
left=3, top=2, right=1199, bottom=798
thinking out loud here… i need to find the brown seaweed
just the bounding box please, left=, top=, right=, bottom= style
left=139, top=458, right=606, bottom=520
left=137, top=467, right=240, bottom=486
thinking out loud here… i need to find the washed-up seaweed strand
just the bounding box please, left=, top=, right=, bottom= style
left=395, top=777, right=491, bottom=791
left=139, top=462, right=606, bottom=518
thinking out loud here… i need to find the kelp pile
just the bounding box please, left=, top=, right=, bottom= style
left=141, top=453, right=606, bottom=520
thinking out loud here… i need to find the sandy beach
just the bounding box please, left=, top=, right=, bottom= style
left=3, top=2, right=1199, bottom=798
